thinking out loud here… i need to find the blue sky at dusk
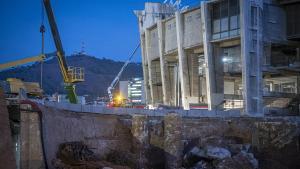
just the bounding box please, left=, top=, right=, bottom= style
left=0, top=0, right=200, bottom=63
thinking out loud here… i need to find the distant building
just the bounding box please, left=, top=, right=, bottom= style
left=54, top=94, right=86, bottom=105
left=128, top=78, right=145, bottom=104
left=119, top=78, right=145, bottom=104
left=119, top=81, right=129, bottom=99
left=135, top=1, right=300, bottom=115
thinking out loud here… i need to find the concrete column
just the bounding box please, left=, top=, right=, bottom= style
left=20, top=110, right=45, bottom=169
left=264, top=43, right=272, bottom=66
left=164, top=113, right=183, bottom=169
left=201, top=2, right=219, bottom=110
left=297, top=48, right=300, bottom=95
left=240, top=0, right=263, bottom=116
left=131, top=114, right=149, bottom=168
left=145, top=29, right=155, bottom=105
left=297, top=76, right=300, bottom=94
left=138, top=16, right=151, bottom=105
left=296, top=48, right=300, bottom=62
left=157, top=20, right=172, bottom=106
left=0, top=90, right=16, bottom=169
left=175, top=11, right=191, bottom=110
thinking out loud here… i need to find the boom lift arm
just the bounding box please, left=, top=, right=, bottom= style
left=43, top=0, right=84, bottom=104
left=107, top=43, right=140, bottom=103
left=0, top=53, right=55, bottom=70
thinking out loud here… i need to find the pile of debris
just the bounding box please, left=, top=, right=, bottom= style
left=182, top=138, right=258, bottom=169
left=52, top=142, right=131, bottom=169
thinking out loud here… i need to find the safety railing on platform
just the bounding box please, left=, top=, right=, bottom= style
left=68, top=66, right=84, bottom=83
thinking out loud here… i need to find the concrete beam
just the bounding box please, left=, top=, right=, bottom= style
left=145, top=29, right=155, bottom=105
left=175, top=11, right=191, bottom=110
left=157, top=20, right=172, bottom=106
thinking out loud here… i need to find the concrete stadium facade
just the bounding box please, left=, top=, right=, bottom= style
left=135, top=0, right=300, bottom=116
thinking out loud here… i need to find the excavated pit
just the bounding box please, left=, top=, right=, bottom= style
left=5, top=101, right=300, bottom=169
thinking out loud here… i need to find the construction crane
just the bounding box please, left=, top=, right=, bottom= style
left=43, top=0, right=84, bottom=104
left=107, top=43, right=140, bottom=107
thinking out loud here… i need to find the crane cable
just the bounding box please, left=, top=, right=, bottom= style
left=40, top=0, right=45, bottom=89
left=39, top=1, right=49, bottom=169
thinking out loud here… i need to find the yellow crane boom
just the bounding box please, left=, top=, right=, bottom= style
left=0, top=54, right=52, bottom=97
left=0, top=54, right=46, bottom=70
left=43, top=0, right=84, bottom=104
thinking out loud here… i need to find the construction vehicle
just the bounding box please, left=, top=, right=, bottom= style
left=42, top=0, right=84, bottom=104
left=0, top=78, right=43, bottom=98
left=107, top=43, right=140, bottom=107
left=0, top=0, right=84, bottom=103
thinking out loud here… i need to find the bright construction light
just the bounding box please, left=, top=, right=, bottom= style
left=132, top=93, right=142, bottom=96
left=222, top=57, right=231, bottom=63
left=115, top=95, right=123, bottom=101
left=132, top=100, right=142, bottom=102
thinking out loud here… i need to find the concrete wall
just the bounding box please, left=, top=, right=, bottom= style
left=148, top=27, right=160, bottom=61
left=263, top=2, right=287, bottom=42
left=135, top=2, right=175, bottom=31
left=224, top=81, right=235, bottom=95
left=20, top=102, right=300, bottom=169
left=146, top=115, right=300, bottom=169
left=0, top=90, right=16, bottom=169
left=181, top=117, right=300, bottom=169
left=164, top=18, right=178, bottom=53
left=40, top=106, right=133, bottom=169
left=43, top=100, right=241, bottom=117
left=183, top=8, right=203, bottom=48
left=20, top=111, right=45, bottom=169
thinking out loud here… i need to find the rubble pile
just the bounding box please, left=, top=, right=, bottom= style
left=52, top=142, right=131, bottom=169
left=182, top=137, right=258, bottom=169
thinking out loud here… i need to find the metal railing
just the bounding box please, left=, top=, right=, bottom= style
left=68, top=66, right=84, bottom=83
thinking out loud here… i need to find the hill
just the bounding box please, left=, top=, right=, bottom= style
left=0, top=54, right=143, bottom=98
